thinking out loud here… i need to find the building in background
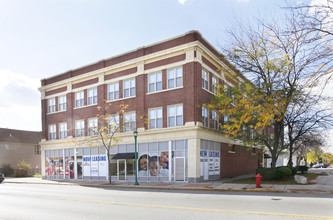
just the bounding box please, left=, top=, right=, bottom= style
left=0, top=128, right=42, bottom=174
left=39, top=31, right=262, bottom=182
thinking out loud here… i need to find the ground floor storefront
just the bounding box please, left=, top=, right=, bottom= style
left=41, top=126, right=261, bottom=182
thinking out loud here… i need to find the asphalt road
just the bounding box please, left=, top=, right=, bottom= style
left=0, top=183, right=332, bottom=220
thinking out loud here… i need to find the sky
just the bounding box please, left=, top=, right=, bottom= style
left=1, top=0, right=331, bottom=152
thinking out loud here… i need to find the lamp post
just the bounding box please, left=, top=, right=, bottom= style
left=133, top=130, right=139, bottom=185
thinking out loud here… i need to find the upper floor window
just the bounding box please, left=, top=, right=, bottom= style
left=212, top=111, right=219, bottom=130
left=124, top=112, right=136, bottom=132
left=212, top=76, right=218, bottom=95
left=202, top=107, right=209, bottom=127
left=202, top=69, right=209, bottom=90
left=48, top=98, right=56, bottom=113
left=87, top=88, right=97, bottom=105
left=168, top=104, right=183, bottom=127
left=149, top=107, right=163, bottom=129
left=75, top=91, right=84, bottom=107
left=88, top=118, right=98, bottom=135
left=224, top=115, right=229, bottom=124
left=59, top=122, right=68, bottom=139
left=108, top=82, right=119, bottom=101
left=34, top=145, right=41, bottom=155
left=124, top=78, right=136, bottom=98
left=250, top=128, right=255, bottom=139
left=75, top=120, right=85, bottom=137
left=49, top=124, right=56, bottom=140
left=167, top=67, right=182, bottom=89
left=148, top=72, right=162, bottom=93
left=109, top=114, right=120, bottom=132
left=58, top=95, right=67, bottom=111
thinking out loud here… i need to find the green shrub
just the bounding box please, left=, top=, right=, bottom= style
left=0, top=164, right=14, bottom=176
left=256, top=168, right=277, bottom=180
left=290, top=167, right=298, bottom=175
left=14, top=160, right=32, bottom=177
left=276, top=167, right=292, bottom=179
left=296, top=166, right=308, bottom=174
left=256, top=167, right=293, bottom=180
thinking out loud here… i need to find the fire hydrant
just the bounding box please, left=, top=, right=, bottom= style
left=255, top=173, right=262, bottom=188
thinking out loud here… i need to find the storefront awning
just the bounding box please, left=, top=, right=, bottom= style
left=264, top=154, right=272, bottom=158
left=112, top=153, right=137, bottom=160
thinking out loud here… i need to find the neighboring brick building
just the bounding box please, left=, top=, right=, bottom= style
left=39, top=31, right=262, bottom=182
left=0, top=128, right=42, bottom=175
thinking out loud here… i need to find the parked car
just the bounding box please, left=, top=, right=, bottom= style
left=312, top=163, right=327, bottom=168
left=0, top=173, right=4, bottom=183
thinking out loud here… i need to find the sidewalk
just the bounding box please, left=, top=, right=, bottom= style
left=3, top=172, right=333, bottom=194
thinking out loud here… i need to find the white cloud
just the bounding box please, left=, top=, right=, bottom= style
left=0, top=69, right=41, bottom=131
left=178, top=0, right=187, bottom=5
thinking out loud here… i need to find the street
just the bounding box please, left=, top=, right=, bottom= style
left=0, top=183, right=332, bottom=220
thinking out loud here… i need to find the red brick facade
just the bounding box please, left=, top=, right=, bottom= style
left=40, top=31, right=262, bottom=180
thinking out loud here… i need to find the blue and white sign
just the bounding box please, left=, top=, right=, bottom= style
left=83, top=155, right=107, bottom=177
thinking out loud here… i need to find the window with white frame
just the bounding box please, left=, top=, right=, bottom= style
left=202, top=106, right=209, bottom=127
left=48, top=98, right=56, bottom=113
left=108, top=114, right=120, bottom=132
left=88, top=118, right=98, bottom=135
left=59, top=122, right=67, bottom=139
left=87, top=88, right=97, bottom=105
left=75, top=91, right=84, bottom=107
left=167, top=67, right=182, bottom=89
left=58, top=95, right=67, bottom=111
left=124, top=78, right=136, bottom=98
left=212, top=111, right=219, bottom=130
left=149, top=107, right=163, bottom=129
left=168, top=104, right=183, bottom=127
left=212, top=76, right=218, bottom=95
left=148, top=72, right=162, bottom=93
left=108, top=82, right=119, bottom=101
left=49, top=124, right=56, bottom=140
left=202, top=69, right=209, bottom=90
left=75, top=120, right=85, bottom=137
left=124, top=112, right=136, bottom=132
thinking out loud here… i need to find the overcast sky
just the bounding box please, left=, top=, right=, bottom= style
left=1, top=0, right=331, bottom=152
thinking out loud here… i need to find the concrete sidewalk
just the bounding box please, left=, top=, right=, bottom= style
left=3, top=172, right=333, bottom=194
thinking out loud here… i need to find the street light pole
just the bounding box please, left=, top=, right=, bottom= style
left=133, top=130, right=139, bottom=185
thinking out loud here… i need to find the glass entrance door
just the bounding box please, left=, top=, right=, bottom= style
left=117, top=160, right=126, bottom=181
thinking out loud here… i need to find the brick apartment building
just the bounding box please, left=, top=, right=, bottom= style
left=39, top=31, right=262, bottom=182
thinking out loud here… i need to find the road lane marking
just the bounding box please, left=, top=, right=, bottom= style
left=2, top=192, right=332, bottom=220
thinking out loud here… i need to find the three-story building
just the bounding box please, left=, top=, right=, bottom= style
left=39, top=31, right=262, bottom=182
